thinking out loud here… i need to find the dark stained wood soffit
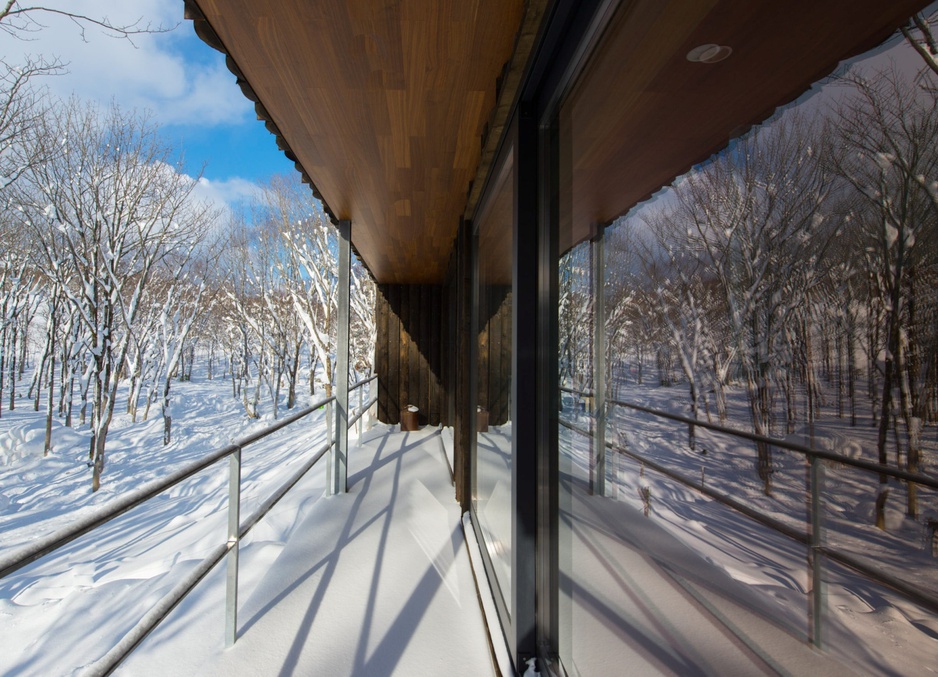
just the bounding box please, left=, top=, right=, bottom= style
left=184, top=2, right=335, bottom=219
left=463, top=0, right=551, bottom=224
left=559, top=0, right=932, bottom=253
left=186, top=0, right=527, bottom=285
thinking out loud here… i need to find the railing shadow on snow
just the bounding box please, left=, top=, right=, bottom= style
left=558, top=385, right=938, bottom=650
left=0, top=374, right=378, bottom=677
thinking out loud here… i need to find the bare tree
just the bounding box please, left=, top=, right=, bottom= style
left=278, top=185, right=340, bottom=398
left=154, top=248, right=223, bottom=444
left=640, top=212, right=716, bottom=449
left=901, top=11, right=938, bottom=80
left=677, top=115, right=838, bottom=494
left=0, top=1, right=169, bottom=43
left=219, top=219, right=263, bottom=417
left=256, top=176, right=320, bottom=410
left=0, top=60, right=53, bottom=193
left=0, top=0, right=172, bottom=192
left=349, top=256, right=376, bottom=377
left=17, top=100, right=214, bottom=491
left=558, top=244, right=591, bottom=389
left=831, top=69, right=938, bottom=523
left=0, top=211, right=41, bottom=417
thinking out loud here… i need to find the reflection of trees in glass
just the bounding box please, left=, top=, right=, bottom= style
left=635, top=116, right=839, bottom=495
left=901, top=12, right=938, bottom=79
left=592, top=62, right=938, bottom=520
left=559, top=245, right=590, bottom=389
left=831, top=69, right=938, bottom=525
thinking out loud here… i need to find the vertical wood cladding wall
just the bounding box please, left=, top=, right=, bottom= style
left=376, top=284, right=451, bottom=426
left=478, top=286, right=512, bottom=426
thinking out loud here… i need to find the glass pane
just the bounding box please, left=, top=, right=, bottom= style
left=474, top=148, right=515, bottom=610
left=557, top=4, right=938, bottom=675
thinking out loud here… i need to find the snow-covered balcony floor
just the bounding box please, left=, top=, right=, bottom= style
left=565, top=487, right=857, bottom=676
left=120, top=426, right=494, bottom=677
left=113, top=422, right=865, bottom=677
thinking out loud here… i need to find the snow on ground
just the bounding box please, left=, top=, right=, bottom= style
left=2, top=362, right=937, bottom=676
left=115, top=427, right=493, bottom=677
left=0, top=369, right=345, bottom=676
left=561, top=377, right=938, bottom=675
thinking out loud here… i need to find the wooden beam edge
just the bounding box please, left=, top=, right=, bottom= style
left=183, top=0, right=343, bottom=228
left=463, top=0, right=551, bottom=225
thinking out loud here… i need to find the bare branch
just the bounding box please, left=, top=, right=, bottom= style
left=0, top=3, right=176, bottom=46
left=901, top=12, right=938, bottom=80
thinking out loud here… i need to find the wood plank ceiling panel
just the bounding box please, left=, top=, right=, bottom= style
left=194, top=0, right=525, bottom=284
left=559, top=0, right=931, bottom=252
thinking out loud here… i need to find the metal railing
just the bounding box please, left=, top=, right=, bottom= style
left=0, top=375, right=378, bottom=676
left=558, top=386, right=938, bottom=648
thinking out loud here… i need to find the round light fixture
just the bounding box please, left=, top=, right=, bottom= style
left=686, top=43, right=733, bottom=64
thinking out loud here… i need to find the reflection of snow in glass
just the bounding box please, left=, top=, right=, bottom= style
left=475, top=426, right=513, bottom=603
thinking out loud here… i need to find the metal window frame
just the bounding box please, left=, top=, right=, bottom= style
left=464, top=0, right=630, bottom=671
left=331, top=218, right=352, bottom=495
left=512, top=100, right=540, bottom=667
left=469, top=132, right=517, bottom=660
left=590, top=230, right=606, bottom=497
left=526, top=1, right=624, bottom=673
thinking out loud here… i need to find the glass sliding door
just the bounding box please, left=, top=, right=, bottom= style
left=553, top=3, right=938, bottom=675
left=473, top=146, right=515, bottom=624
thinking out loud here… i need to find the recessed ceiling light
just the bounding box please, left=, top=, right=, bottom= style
left=686, top=43, right=733, bottom=64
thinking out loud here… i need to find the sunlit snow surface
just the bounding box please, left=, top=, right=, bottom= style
left=2, top=374, right=937, bottom=675
left=561, top=382, right=938, bottom=676
left=0, top=377, right=334, bottom=676
left=118, top=425, right=492, bottom=677
left=0, top=379, right=493, bottom=676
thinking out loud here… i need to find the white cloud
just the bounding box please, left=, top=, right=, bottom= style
left=193, top=175, right=261, bottom=214
left=1, top=0, right=251, bottom=127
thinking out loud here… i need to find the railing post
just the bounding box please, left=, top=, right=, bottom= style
left=325, top=399, right=334, bottom=496
left=591, top=228, right=606, bottom=496
left=809, top=453, right=826, bottom=648
left=357, top=380, right=364, bottom=443
left=368, top=377, right=376, bottom=432
left=225, top=446, right=242, bottom=647
left=333, top=218, right=351, bottom=495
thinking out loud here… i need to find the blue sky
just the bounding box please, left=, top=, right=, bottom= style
left=6, top=1, right=933, bottom=217
left=2, top=0, right=297, bottom=209
left=159, top=24, right=297, bottom=184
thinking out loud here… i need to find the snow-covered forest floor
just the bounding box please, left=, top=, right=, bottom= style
left=2, top=360, right=937, bottom=675
left=0, top=366, right=345, bottom=676
left=562, top=374, right=938, bottom=675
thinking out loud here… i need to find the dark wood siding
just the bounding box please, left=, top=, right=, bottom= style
left=376, top=283, right=452, bottom=426
left=478, top=285, right=512, bottom=426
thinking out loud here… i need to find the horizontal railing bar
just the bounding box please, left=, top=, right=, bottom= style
left=561, top=417, right=808, bottom=544
left=561, top=413, right=938, bottom=618
left=88, top=399, right=340, bottom=675
left=349, top=374, right=377, bottom=392
left=239, top=438, right=332, bottom=540
left=561, top=385, right=593, bottom=397
left=609, top=439, right=809, bottom=545
left=559, top=417, right=592, bottom=439
left=347, top=396, right=378, bottom=430
left=0, top=394, right=336, bottom=580
left=821, top=546, right=938, bottom=617
left=85, top=541, right=233, bottom=677
left=236, top=396, right=335, bottom=448
left=608, top=398, right=938, bottom=490
left=0, top=443, right=238, bottom=580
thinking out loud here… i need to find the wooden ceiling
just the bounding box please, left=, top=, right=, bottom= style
left=477, top=149, right=514, bottom=286
left=189, top=0, right=525, bottom=284
left=187, top=0, right=929, bottom=282
left=558, top=0, right=930, bottom=251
